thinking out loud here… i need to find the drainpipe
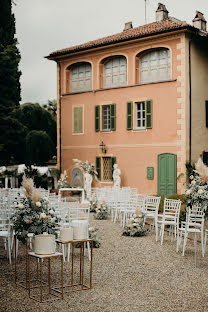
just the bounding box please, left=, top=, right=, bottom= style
left=58, top=62, right=62, bottom=173
left=188, top=30, right=198, bottom=164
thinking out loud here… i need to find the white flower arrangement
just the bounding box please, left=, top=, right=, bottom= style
left=57, top=170, right=69, bottom=189
left=122, top=213, right=147, bottom=237
left=12, top=176, right=59, bottom=244
left=73, top=159, right=98, bottom=180
left=93, top=200, right=109, bottom=220
left=186, top=158, right=208, bottom=212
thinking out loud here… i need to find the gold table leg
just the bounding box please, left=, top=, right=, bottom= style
left=40, top=259, right=43, bottom=303
left=48, top=258, right=51, bottom=294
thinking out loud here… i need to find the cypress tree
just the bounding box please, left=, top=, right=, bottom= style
left=0, top=0, right=22, bottom=165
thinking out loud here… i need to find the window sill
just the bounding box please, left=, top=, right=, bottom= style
left=62, top=89, right=93, bottom=96
left=100, top=130, right=113, bottom=133
left=72, top=132, right=84, bottom=135
left=62, top=79, right=177, bottom=96
left=132, top=128, right=148, bottom=132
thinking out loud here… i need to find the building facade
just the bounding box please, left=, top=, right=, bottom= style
left=47, top=4, right=208, bottom=195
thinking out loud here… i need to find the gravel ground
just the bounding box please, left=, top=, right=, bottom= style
left=1, top=215, right=208, bottom=312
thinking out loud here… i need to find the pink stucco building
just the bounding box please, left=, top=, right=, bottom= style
left=47, top=4, right=208, bottom=196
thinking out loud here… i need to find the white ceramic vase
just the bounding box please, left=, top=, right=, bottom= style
left=34, top=234, right=56, bottom=255
left=59, top=228, right=73, bottom=242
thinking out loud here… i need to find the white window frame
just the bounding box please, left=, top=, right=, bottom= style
left=135, top=102, right=146, bottom=130
left=102, top=105, right=111, bottom=131
left=139, top=49, right=170, bottom=84
left=70, top=62, right=92, bottom=92
left=103, top=56, right=127, bottom=88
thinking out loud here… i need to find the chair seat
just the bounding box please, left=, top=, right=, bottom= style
left=0, top=231, right=9, bottom=237
left=186, top=228, right=201, bottom=233
left=158, top=220, right=176, bottom=225
left=144, top=213, right=155, bottom=218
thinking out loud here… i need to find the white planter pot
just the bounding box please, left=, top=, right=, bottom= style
left=59, top=228, right=73, bottom=242
left=34, top=234, right=56, bottom=255
left=72, top=220, right=88, bottom=240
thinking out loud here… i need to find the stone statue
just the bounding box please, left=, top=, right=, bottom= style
left=113, top=164, right=121, bottom=188
left=84, top=172, right=92, bottom=200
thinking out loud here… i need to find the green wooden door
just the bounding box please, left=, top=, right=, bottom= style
left=158, top=153, right=177, bottom=196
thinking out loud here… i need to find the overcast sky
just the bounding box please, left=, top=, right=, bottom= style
left=13, top=0, right=208, bottom=104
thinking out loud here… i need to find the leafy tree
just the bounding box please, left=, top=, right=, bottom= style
left=0, top=116, right=26, bottom=164
left=43, top=99, right=57, bottom=120
left=25, top=130, right=54, bottom=166
left=0, top=0, right=22, bottom=165
left=15, top=103, right=57, bottom=148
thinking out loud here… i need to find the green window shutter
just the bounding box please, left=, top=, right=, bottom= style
left=73, top=107, right=83, bottom=133
left=96, top=157, right=101, bottom=180
left=206, top=101, right=208, bottom=128
left=146, top=100, right=152, bottom=129
left=95, top=105, right=100, bottom=132
left=110, top=104, right=116, bottom=131
left=111, top=157, right=116, bottom=180
left=127, top=101, right=133, bottom=130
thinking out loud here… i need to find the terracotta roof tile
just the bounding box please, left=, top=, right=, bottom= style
left=47, top=17, right=206, bottom=58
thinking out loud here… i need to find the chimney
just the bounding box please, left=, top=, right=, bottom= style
left=192, top=11, right=207, bottom=31
left=123, top=21, right=133, bottom=31
left=156, top=3, right=169, bottom=22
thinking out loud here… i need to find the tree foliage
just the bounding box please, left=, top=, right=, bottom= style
left=15, top=103, right=57, bottom=147
left=0, top=0, right=21, bottom=112
left=25, top=130, right=54, bottom=166
left=0, top=0, right=22, bottom=165
left=43, top=99, right=57, bottom=120
left=0, top=1, right=57, bottom=167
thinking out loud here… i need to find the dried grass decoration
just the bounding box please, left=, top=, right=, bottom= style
left=122, top=210, right=147, bottom=237
left=195, top=158, right=208, bottom=184
left=12, top=176, right=59, bottom=244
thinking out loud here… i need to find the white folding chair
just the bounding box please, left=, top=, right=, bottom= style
left=142, top=196, right=161, bottom=241
left=0, top=209, right=12, bottom=264
left=182, top=206, right=204, bottom=256
left=158, top=198, right=181, bottom=245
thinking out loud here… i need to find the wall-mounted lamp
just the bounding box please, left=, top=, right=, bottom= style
left=99, top=141, right=107, bottom=154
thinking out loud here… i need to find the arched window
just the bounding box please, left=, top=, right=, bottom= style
left=103, top=56, right=127, bottom=88
left=139, top=48, right=170, bottom=83
left=68, top=62, right=92, bottom=92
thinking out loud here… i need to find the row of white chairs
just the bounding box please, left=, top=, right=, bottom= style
left=92, top=187, right=207, bottom=257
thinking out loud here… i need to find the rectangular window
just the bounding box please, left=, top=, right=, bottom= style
left=102, top=157, right=112, bottom=181
left=96, top=156, right=116, bottom=181
left=128, top=100, right=152, bottom=130
left=102, top=105, right=111, bottom=131
left=95, top=104, right=116, bottom=132
left=136, top=102, right=145, bottom=129
left=73, top=106, right=83, bottom=134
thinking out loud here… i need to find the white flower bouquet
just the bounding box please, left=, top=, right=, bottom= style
left=57, top=170, right=69, bottom=189
left=73, top=159, right=98, bottom=180
left=93, top=200, right=109, bottom=220
left=186, top=158, right=208, bottom=212
left=12, top=177, right=59, bottom=244
left=122, top=213, right=147, bottom=237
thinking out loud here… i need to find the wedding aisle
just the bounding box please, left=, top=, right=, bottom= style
left=1, top=214, right=208, bottom=312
